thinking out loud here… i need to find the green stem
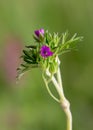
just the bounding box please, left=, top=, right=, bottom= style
left=60, top=99, right=72, bottom=130
left=57, top=57, right=72, bottom=130
left=51, top=76, right=65, bottom=101
left=52, top=72, right=72, bottom=130
left=42, top=75, right=60, bottom=103
left=44, top=57, right=72, bottom=130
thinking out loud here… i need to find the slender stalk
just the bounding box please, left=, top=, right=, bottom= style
left=42, top=75, right=60, bottom=103
left=57, top=65, right=72, bottom=130
left=60, top=98, right=72, bottom=130
left=57, top=57, right=72, bottom=130
left=44, top=58, right=72, bottom=130
left=51, top=76, right=65, bottom=100
left=56, top=59, right=62, bottom=89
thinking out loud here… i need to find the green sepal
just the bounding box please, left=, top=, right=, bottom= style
left=49, top=61, right=58, bottom=75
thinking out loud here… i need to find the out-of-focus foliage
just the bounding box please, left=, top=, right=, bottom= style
left=0, top=0, right=93, bottom=130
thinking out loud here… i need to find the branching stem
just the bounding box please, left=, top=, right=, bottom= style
left=43, top=57, right=72, bottom=130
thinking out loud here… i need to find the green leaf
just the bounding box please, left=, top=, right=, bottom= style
left=60, top=34, right=83, bottom=52
left=25, top=45, right=37, bottom=49
left=23, top=50, right=33, bottom=59
left=16, top=63, right=39, bottom=81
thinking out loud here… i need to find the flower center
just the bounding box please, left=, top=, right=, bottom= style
left=43, top=50, right=48, bottom=54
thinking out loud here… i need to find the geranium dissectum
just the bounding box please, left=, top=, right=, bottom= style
left=40, top=45, right=53, bottom=58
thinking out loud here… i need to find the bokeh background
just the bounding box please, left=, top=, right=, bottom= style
left=0, top=0, right=93, bottom=130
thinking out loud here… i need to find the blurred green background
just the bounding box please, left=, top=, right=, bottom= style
left=0, top=0, right=93, bottom=130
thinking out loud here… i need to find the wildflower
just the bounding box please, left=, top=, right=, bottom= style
left=40, top=45, right=53, bottom=58
left=34, top=29, right=44, bottom=37
left=17, top=29, right=82, bottom=130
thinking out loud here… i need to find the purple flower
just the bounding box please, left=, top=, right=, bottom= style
left=40, top=45, right=53, bottom=58
left=34, top=29, right=44, bottom=37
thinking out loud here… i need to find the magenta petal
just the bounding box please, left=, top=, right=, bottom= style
left=40, top=45, right=53, bottom=58
left=48, top=51, right=53, bottom=56
left=40, top=29, right=44, bottom=35
left=34, top=30, right=40, bottom=37
left=34, top=28, right=44, bottom=37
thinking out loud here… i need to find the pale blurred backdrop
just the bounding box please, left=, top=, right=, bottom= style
left=0, top=0, right=93, bottom=130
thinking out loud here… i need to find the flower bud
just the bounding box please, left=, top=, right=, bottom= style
left=34, top=29, right=44, bottom=42
left=34, top=29, right=44, bottom=37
